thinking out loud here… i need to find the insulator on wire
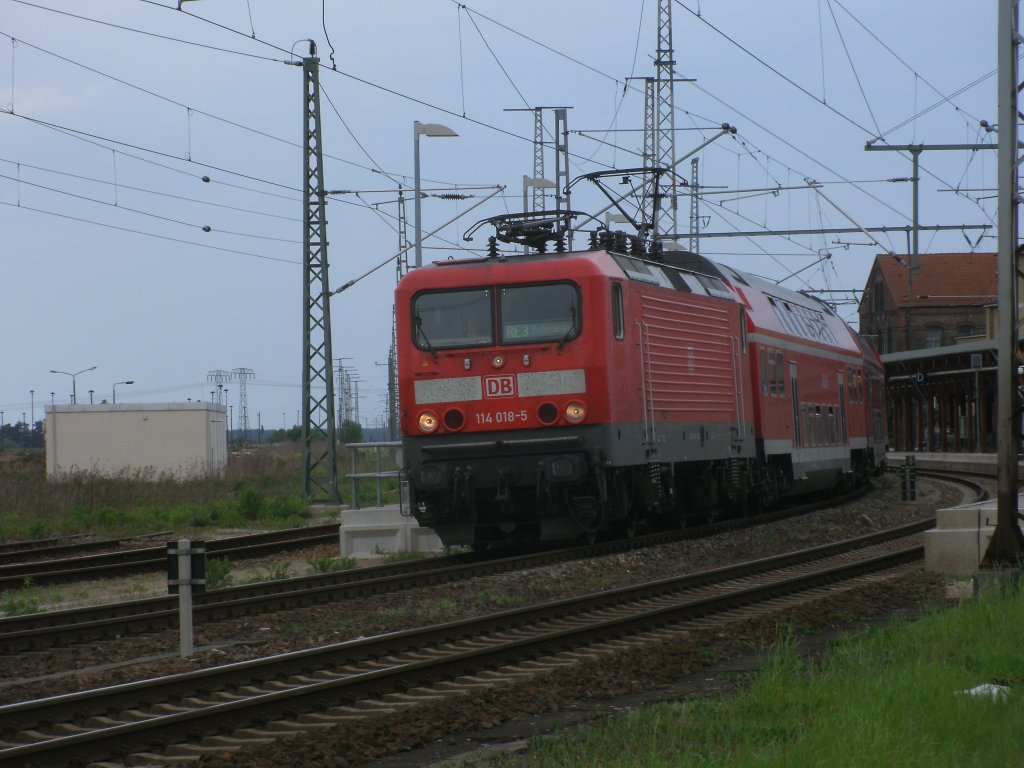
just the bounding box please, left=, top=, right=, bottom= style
left=630, top=236, right=644, bottom=256
left=588, top=230, right=599, bottom=249
left=487, top=236, right=498, bottom=258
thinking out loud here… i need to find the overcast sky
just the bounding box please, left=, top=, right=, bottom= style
left=0, top=0, right=1002, bottom=431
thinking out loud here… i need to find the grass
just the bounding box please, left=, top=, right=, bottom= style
left=477, top=583, right=1024, bottom=767
left=0, top=444, right=399, bottom=542
left=307, top=554, right=359, bottom=573
left=0, top=578, right=44, bottom=615
left=377, top=549, right=429, bottom=564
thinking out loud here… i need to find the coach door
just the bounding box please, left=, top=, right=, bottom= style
left=790, top=362, right=801, bottom=448
left=838, top=370, right=848, bottom=445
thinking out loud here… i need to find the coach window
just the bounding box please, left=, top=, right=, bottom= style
left=775, top=352, right=784, bottom=397
left=760, top=350, right=768, bottom=395
left=500, top=282, right=581, bottom=345
left=767, top=351, right=776, bottom=397
left=612, top=283, right=624, bottom=340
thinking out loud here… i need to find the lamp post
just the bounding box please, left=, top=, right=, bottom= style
left=113, top=380, right=134, bottom=404
left=413, top=120, right=458, bottom=268
left=88, top=389, right=94, bottom=405
left=50, top=366, right=96, bottom=404
left=29, top=390, right=34, bottom=426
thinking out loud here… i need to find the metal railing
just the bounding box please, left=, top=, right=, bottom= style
left=346, top=440, right=402, bottom=509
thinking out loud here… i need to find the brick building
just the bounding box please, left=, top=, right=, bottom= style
left=858, top=252, right=997, bottom=453
left=858, top=252, right=995, bottom=354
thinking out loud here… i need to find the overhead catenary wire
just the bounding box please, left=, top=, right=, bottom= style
left=0, top=199, right=299, bottom=264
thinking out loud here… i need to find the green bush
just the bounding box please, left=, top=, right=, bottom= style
left=238, top=488, right=266, bottom=519
left=267, top=496, right=309, bottom=523
left=205, top=556, right=233, bottom=590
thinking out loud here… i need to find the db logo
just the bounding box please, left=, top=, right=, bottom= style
left=484, top=375, right=516, bottom=399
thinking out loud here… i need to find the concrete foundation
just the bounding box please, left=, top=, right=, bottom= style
left=339, top=504, right=443, bottom=558
left=924, top=498, right=997, bottom=576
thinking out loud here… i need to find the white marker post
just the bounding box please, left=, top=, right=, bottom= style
left=167, top=538, right=206, bottom=658
left=177, top=538, right=193, bottom=657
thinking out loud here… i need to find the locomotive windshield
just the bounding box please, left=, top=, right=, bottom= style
left=413, top=289, right=493, bottom=350
left=499, top=283, right=580, bottom=344
left=411, top=282, right=580, bottom=350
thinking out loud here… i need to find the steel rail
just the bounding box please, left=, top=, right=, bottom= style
left=0, top=523, right=345, bottom=589
left=0, top=525, right=924, bottom=767
left=0, top=485, right=878, bottom=652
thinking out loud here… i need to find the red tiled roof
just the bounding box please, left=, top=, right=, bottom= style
left=869, top=252, right=996, bottom=307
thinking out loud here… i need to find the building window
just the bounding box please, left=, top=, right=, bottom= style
left=925, top=326, right=942, bottom=348
left=956, top=324, right=975, bottom=339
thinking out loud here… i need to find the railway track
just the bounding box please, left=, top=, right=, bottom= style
left=0, top=523, right=343, bottom=590
left=0, top=484, right=894, bottom=654
left=0, top=519, right=930, bottom=768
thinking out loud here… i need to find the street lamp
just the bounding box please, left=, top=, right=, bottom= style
left=50, top=366, right=96, bottom=404
left=113, top=380, right=134, bottom=404
left=88, top=389, right=94, bottom=405
left=413, top=120, right=458, bottom=268
left=29, top=390, right=34, bottom=426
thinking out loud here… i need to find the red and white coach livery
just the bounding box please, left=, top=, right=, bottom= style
left=396, top=233, right=885, bottom=549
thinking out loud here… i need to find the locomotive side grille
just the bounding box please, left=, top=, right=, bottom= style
left=640, top=293, right=738, bottom=418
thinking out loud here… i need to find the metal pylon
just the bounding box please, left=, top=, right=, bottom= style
left=231, top=368, right=254, bottom=441
left=689, top=158, right=700, bottom=253
left=653, top=0, right=678, bottom=240
left=301, top=45, right=339, bottom=503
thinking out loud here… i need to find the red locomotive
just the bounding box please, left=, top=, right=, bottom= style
left=396, top=226, right=885, bottom=549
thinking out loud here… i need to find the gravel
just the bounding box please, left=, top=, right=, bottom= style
left=0, top=473, right=970, bottom=767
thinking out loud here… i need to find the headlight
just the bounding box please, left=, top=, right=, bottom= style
left=564, top=401, right=586, bottom=424
left=418, top=410, right=439, bottom=433
left=443, top=408, right=465, bottom=431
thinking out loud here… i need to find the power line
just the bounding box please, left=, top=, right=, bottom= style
left=0, top=155, right=302, bottom=222
left=0, top=30, right=396, bottom=177
left=0, top=199, right=299, bottom=265
left=10, top=0, right=289, bottom=61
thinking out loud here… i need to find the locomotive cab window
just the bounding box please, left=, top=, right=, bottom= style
left=499, top=283, right=581, bottom=345
left=412, top=288, right=493, bottom=350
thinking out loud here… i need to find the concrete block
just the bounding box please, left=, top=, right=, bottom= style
left=933, top=502, right=997, bottom=530
left=924, top=528, right=993, bottom=575
left=339, top=524, right=405, bottom=558
left=338, top=504, right=442, bottom=557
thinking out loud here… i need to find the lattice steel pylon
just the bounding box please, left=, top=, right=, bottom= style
left=207, top=370, right=230, bottom=404
left=653, top=0, right=678, bottom=240
left=388, top=188, right=410, bottom=440
left=688, top=157, right=700, bottom=253
left=231, top=368, right=254, bottom=441
left=301, top=44, right=339, bottom=503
